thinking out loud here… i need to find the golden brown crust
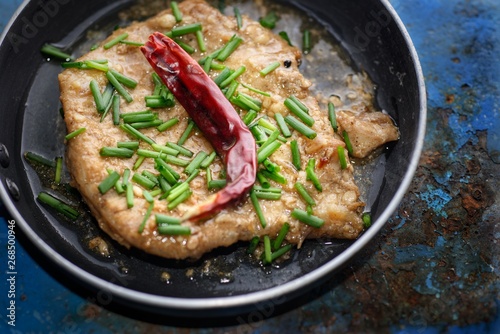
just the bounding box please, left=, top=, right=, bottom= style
left=60, top=0, right=366, bottom=259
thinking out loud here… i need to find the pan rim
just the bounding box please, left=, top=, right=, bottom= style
left=0, top=0, right=426, bottom=314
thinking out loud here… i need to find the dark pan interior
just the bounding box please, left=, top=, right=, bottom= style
left=0, top=0, right=425, bottom=316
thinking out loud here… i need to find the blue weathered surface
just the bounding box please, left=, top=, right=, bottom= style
left=0, top=0, right=499, bottom=333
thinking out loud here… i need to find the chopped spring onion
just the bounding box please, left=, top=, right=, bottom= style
left=260, top=169, right=287, bottom=185
left=158, top=176, right=172, bottom=193
left=104, top=33, right=129, bottom=49
left=122, top=168, right=131, bottom=187
left=260, top=61, right=280, bottom=76
left=122, top=112, right=157, bottom=123
left=337, top=146, right=348, bottom=170
left=225, top=80, right=239, bottom=99
left=155, top=158, right=180, bottom=185
left=169, top=23, right=202, bottom=37
left=200, top=151, right=217, bottom=169
left=65, top=127, right=86, bottom=141
left=220, top=65, right=246, bottom=88
left=256, top=171, right=271, bottom=188
left=54, top=157, right=63, bottom=184
left=174, top=38, right=195, bottom=54
left=24, top=152, right=56, bottom=167
left=157, top=224, right=191, bottom=235
left=117, top=141, right=139, bottom=150
left=133, top=156, right=146, bottom=170
left=112, top=174, right=124, bottom=194
left=106, top=70, right=133, bottom=103
left=284, top=97, right=314, bottom=127
left=119, top=40, right=144, bottom=46
left=259, top=11, right=279, bottom=29
left=99, top=84, right=115, bottom=119
left=272, top=113, right=291, bottom=139
left=234, top=7, right=243, bottom=29
left=302, top=29, right=311, bottom=54
left=342, top=130, right=354, bottom=155
left=165, top=155, right=190, bottom=167
left=195, top=30, right=206, bottom=52
left=177, top=119, right=195, bottom=145
left=284, top=115, right=317, bottom=139
left=289, top=95, right=309, bottom=113
left=132, top=172, right=157, bottom=190
left=202, top=56, right=213, bottom=73
left=40, top=44, right=72, bottom=61
left=241, top=82, right=271, bottom=97
left=142, top=170, right=160, bottom=186
left=208, top=179, right=227, bottom=190
left=250, top=189, right=267, bottom=228
left=171, top=1, right=183, bottom=22
left=214, top=67, right=234, bottom=86
left=120, top=124, right=155, bottom=145
left=263, top=235, right=272, bottom=265
left=157, top=117, right=180, bottom=132
left=185, top=151, right=208, bottom=175
left=291, top=208, right=324, bottom=228
left=37, top=192, right=79, bottom=220
left=61, top=59, right=107, bottom=69
left=273, top=222, right=290, bottom=251
left=89, top=80, right=106, bottom=112
left=156, top=214, right=181, bottom=225
left=85, top=60, right=109, bottom=72
left=328, top=102, right=338, bottom=132
left=271, top=244, right=293, bottom=262
left=216, top=35, right=244, bottom=62
left=98, top=171, right=120, bottom=194
left=253, top=186, right=281, bottom=193
left=294, top=182, right=316, bottom=206
left=306, top=159, right=322, bottom=191
left=130, top=120, right=164, bottom=129
left=109, top=69, right=138, bottom=89
left=137, top=149, right=167, bottom=159
left=257, top=140, right=281, bottom=163
left=112, top=94, right=121, bottom=125
left=290, top=140, right=301, bottom=170
left=362, top=212, right=372, bottom=228
left=167, top=189, right=192, bottom=210
left=253, top=188, right=281, bottom=200
left=143, top=95, right=173, bottom=109
left=126, top=181, right=134, bottom=208
left=250, top=125, right=268, bottom=144
left=247, top=236, right=260, bottom=254
left=279, top=31, right=293, bottom=46
left=167, top=142, right=193, bottom=157
left=138, top=202, right=154, bottom=233
left=242, top=110, right=258, bottom=125
left=230, top=93, right=262, bottom=111
left=262, top=159, right=280, bottom=173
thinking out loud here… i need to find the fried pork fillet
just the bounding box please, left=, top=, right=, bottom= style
left=59, top=0, right=397, bottom=259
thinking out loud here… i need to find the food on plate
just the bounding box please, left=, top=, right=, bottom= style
left=57, top=0, right=399, bottom=260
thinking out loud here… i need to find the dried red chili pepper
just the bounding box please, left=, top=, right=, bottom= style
left=141, top=32, right=257, bottom=221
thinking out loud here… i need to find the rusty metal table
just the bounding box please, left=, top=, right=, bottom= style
left=1, top=0, right=499, bottom=332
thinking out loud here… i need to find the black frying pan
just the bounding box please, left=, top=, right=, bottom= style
left=0, top=0, right=426, bottom=317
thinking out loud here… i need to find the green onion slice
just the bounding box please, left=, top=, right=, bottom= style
left=104, top=33, right=129, bottom=49
left=284, top=115, right=317, bottom=140
left=65, top=127, right=86, bottom=141
left=260, top=61, right=280, bottom=76
left=138, top=202, right=154, bottom=233
left=37, top=192, right=79, bottom=220
left=273, top=222, right=290, bottom=251
left=291, top=209, right=324, bottom=228
left=98, top=171, right=120, bottom=194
